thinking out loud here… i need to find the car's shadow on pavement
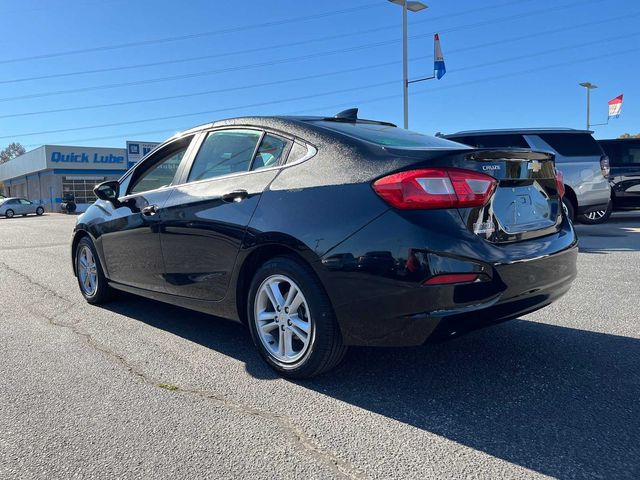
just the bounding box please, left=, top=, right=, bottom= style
left=103, top=295, right=639, bottom=479
left=576, top=211, right=640, bottom=253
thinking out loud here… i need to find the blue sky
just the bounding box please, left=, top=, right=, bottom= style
left=0, top=0, right=638, bottom=150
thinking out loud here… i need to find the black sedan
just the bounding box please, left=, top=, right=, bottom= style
left=72, top=109, right=578, bottom=378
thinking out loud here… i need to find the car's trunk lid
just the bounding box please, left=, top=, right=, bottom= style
left=454, top=149, right=561, bottom=243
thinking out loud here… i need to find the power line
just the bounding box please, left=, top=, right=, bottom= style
left=0, top=2, right=386, bottom=65
left=2, top=10, right=636, bottom=120
left=0, top=0, right=606, bottom=104
left=0, top=0, right=536, bottom=68
left=25, top=40, right=635, bottom=148
left=0, top=0, right=537, bottom=85
left=14, top=43, right=640, bottom=143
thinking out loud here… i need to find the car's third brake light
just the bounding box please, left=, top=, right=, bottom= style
left=373, top=168, right=497, bottom=210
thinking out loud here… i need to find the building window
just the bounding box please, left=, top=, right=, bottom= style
left=62, top=177, right=104, bottom=204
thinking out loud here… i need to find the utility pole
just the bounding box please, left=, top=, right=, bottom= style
left=388, top=0, right=428, bottom=129
left=579, top=82, right=598, bottom=130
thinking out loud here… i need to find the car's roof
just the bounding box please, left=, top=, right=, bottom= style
left=446, top=128, right=594, bottom=136
left=598, top=137, right=640, bottom=142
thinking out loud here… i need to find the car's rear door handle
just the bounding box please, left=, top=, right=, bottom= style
left=222, top=189, right=248, bottom=203
left=141, top=204, right=159, bottom=216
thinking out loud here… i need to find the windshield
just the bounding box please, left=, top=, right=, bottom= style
left=313, top=121, right=471, bottom=149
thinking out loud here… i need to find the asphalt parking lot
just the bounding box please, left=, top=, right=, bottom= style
left=1, top=212, right=638, bottom=479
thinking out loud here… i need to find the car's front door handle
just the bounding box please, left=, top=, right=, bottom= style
left=141, top=204, right=159, bottom=216
left=222, top=190, right=249, bottom=203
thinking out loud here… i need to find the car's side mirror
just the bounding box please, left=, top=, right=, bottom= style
left=94, top=180, right=121, bottom=207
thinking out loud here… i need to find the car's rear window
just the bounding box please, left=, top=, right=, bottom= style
left=313, top=121, right=470, bottom=149
left=538, top=133, right=602, bottom=157
left=599, top=140, right=640, bottom=166
left=448, top=134, right=529, bottom=149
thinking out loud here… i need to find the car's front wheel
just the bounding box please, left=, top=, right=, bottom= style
left=247, top=256, right=347, bottom=379
left=5, top=209, right=14, bottom=218
left=75, top=237, right=114, bottom=304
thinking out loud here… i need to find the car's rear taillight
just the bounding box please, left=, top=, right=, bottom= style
left=372, top=168, right=497, bottom=210
left=600, top=155, right=610, bottom=178
left=555, top=169, right=565, bottom=198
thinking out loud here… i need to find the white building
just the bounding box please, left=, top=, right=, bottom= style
left=0, top=145, right=127, bottom=213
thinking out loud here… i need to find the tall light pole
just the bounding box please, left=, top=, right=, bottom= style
left=579, top=82, right=597, bottom=130
left=388, top=0, right=428, bottom=129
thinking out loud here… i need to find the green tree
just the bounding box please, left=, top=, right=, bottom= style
left=0, top=142, right=26, bottom=164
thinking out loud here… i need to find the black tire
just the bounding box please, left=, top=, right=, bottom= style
left=5, top=209, right=14, bottom=218
left=577, top=201, right=613, bottom=225
left=247, top=255, right=347, bottom=379
left=36, top=207, right=44, bottom=216
left=562, top=198, right=575, bottom=222
left=75, top=236, right=115, bottom=304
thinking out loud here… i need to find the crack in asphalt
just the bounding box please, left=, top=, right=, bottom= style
left=0, top=261, right=365, bottom=480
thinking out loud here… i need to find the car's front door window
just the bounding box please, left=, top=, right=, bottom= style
left=128, top=148, right=187, bottom=195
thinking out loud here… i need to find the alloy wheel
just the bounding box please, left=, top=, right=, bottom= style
left=254, top=274, right=312, bottom=364
left=584, top=209, right=606, bottom=221
left=77, top=245, right=98, bottom=296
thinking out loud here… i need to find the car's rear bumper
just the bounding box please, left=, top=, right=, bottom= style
left=319, top=209, right=578, bottom=347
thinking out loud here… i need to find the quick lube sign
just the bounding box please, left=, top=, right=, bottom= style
left=46, top=146, right=127, bottom=170
left=50, top=152, right=125, bottom=164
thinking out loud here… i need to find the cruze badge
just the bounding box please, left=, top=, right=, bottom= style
left=482, top=165, right=500, bottom=171
left=528, top=161, right=542, bottom=172
left=473, top=219, right=495, bottom=237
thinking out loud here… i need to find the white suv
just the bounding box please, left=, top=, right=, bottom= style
left=444, top=129, right=611, bottom=224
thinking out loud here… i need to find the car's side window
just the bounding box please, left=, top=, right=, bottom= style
left=187, top=129, right=262, bottom=182
left=251, top=134, right=290, bottom=171
left=19, top=199, right=31, bottom=205
left=128, top=139, right=192, bottom=195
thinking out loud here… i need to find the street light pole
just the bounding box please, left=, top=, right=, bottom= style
left=579, top=82, right=598, bottom=130
left=388, top=0, right=428, bottom=129
left=402, top=2, right=409, bottom=130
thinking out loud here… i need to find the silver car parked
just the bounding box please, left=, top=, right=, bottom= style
left=444, top=129, right=612, bottom=224
left=0, top=197, right=45, bottom=218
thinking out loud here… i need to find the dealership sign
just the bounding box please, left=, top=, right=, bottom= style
left=126, top=141, right=160, bottom=168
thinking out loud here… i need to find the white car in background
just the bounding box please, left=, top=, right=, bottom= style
left=0, top=197, right=45, bottom=218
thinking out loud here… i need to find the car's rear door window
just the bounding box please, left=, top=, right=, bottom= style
left=251, top=134, right=290, bottom=171
left=188, top=129, right=262, bottom=182
left=538, top=133, right=602, bottom=157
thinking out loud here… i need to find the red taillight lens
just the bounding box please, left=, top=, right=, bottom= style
left=372, top=168, right=497, bottom=210
left=600, top=155, right=610, bottom=178
left=555, top=169, right=565, bottom=198
left=423, top=273, right=479, bottom=285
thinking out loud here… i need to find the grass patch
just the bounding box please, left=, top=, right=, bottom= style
left=158, top=383, right=179, bottom=391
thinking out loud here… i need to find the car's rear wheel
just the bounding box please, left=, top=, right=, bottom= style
left=75, top=237, right=114, bottom=304
left=247, top=256, right=347, bottom=379
left=5, top=209, right=14, bottom=218
left=578, top=201, right=612, bottom=224
left=36, top=207, right=44, bottom=216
